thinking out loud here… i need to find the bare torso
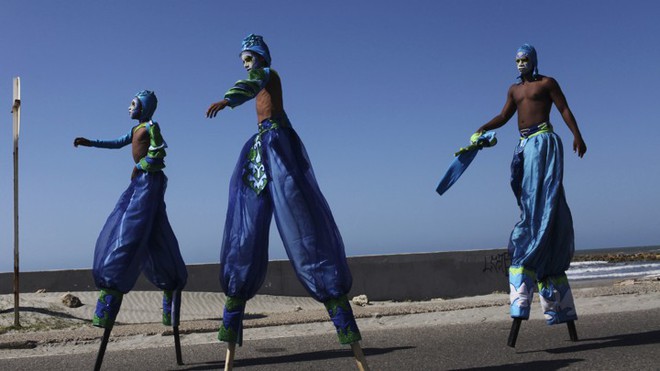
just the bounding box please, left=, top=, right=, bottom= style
left=255, top=70, right=284, bottom=122
left=510, top=76, right=554, bottom=130
left=132, top=126, right=149, bottom=164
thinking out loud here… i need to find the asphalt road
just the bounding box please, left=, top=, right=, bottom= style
left=2, top=308, right=659, bottom=370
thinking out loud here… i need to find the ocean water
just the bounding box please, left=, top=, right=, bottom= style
left=567, top=260, right=660, bottom=281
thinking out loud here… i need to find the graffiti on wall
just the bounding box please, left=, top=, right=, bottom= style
left=482, top=252, right=510, bottom=277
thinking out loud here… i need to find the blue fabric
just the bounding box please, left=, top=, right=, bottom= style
left=93, top=171, right=188, bottom=293
left=436, top=131, right=497, bottom=195
left=135, top=90, right=157, bottom=122
left=508, top=131, right=575, bottom=280
left=220, top=114, right=352, bottom=303
left=516, top=43, right=539, bottom=80
left=509, top=267, right=535, bottom=319
left=241, top=34, right=271, bottom=66
left=538, top=275, right=578, bottom=325
left=91, top=132, right=132, bottom=149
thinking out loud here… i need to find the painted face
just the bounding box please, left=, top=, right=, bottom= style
left=516, top=52, right=533, bottom=75
left=241, top=51, right=261, bottom=71
left=129, top=97, right=142, bottom=120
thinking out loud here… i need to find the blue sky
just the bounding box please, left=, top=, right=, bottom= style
left=1, top=1, right=658, bottom=272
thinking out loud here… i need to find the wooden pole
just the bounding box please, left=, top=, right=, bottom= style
left=224, top=342, right=235, bottom=371
left=351, top=342, right=370, bottom=371
left=11, top=77, right=21, bottom=328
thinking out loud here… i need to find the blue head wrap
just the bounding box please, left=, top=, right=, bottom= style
left=135, top=90, right=157, bottom=121
left=516, top=43, right=539, bottom=80
left=241, top=34, right=271, bottom=67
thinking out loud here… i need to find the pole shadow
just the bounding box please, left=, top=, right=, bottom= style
left=176, top=346, right=414, bottom=370
left=518, top=330, right=660, bottom=355
left=450, top=358, right=584, bottom=371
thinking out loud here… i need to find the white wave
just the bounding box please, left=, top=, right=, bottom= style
left=567, top=269, right=660, bottom=280
left=567, top=261, right=660, bottom=280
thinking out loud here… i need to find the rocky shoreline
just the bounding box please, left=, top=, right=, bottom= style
left=573, top=251, right=660, bottom=263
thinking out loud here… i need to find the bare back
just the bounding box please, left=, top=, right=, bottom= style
left=256, top=70, right=285, bottom=122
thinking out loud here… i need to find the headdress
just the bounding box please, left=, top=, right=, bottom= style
left=241, top=34, right=271, bottom=67
left=135, top=90, right=157, bottom=121
left=516, top=43, right=539, bottom=80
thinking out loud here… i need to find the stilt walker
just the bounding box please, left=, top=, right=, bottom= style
left=475, top=44, right=586, bottom=347
left=440, top=44, right=586, bottom=347
left=206, top=34, right=369, bottom=371
left=74, top=91, right=188, bottom=369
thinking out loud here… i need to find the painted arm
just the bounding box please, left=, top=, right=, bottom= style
left=206, top=68, right=271, bottom=118
left=548, top=78, right=587, bottom=157
left=477, top=86, right=517, bottom=133
left=73, top=131, right=132, bottom=149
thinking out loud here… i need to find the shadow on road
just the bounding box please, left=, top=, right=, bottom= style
left=177, top=346, right=414, bottom=370
left=540, top=330, right=660, bottom=354
left=449, top=358, right=585, bottom=370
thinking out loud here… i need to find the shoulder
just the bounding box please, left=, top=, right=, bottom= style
left=248, top=67, right=270, bottom=80
left=537, top=75, right=558, bottom=85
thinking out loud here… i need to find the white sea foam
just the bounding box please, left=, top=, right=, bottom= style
left=567, top=261, right=660, bottom=280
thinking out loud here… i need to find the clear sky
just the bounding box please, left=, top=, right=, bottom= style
left=1, top=1, right=659, bottom=272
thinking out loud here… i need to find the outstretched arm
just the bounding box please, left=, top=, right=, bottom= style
left=477, top=86, right=517, bottom=133
left=206, top=99, right=229, bottom=118
left=206, top=68, right=271, bottom=119
left=73, top=132, right=132, bottom=149
left=548, top=78, right=586, bottom=158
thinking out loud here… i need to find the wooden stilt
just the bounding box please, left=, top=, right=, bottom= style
left=351, top=342, right=370, bottom=371
left=224, top=342, right=236, bottom=371
left=173, top=325, right=183, bottom=365
left=507, top=318, right=522, bottom=348
left=567, top=320, right=578, bottom=341
left=94, top=326, right=113, bottom=371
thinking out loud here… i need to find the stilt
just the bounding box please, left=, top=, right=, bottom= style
left=173, top=325, right=183, bottom=365
left=507, top=318, right=522, bottom=348
left=567, top=320, right=578, bottom=341
left=350, top=342, right=370, bottom=371
left=224, top=342, right=236, bottom=371
left=94, top=326, right=113, bottom=371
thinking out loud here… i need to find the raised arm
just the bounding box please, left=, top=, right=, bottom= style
left=548, top=78, right=586, bottom=157
left=477, top=86, right=517, bottom=133
left=206, top=68, right=271, bottom=118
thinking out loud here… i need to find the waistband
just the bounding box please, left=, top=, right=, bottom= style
left=258, top=112, right=291, bottom=132
left=519, top=122, right=553, bottom=139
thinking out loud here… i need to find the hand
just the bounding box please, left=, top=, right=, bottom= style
left=73, top=137, right=91, bottom=147
left=573, top=136, right=587, bottom=158
left=206, top=99, right=229, bottom=118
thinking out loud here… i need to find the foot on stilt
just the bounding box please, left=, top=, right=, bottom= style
left=92, top=288, right=123, bottom=328
left=538, top=275, right=578, bottom=325
left=218, top=297, right=246, bottom=346
left=324, top=295, right=362, bottom=345
left=163, top=290, right=174, bottom=326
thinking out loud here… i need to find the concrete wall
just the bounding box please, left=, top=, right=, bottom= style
left=0, top=249, right=510, bottom=301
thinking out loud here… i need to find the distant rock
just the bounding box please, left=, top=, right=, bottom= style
left=352, top=294, right=369, bottom=307
left=61, top=293, right=83, bottom=308
left=35, top=289, right=47, bottom=293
